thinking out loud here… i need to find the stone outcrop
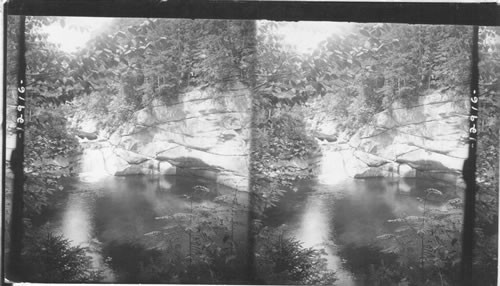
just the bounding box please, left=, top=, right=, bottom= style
left=315, top=91, right=469, bottom=183
left=76, top=131, right=98, bottom=140
left=79, top=83, right=251, bottom=191
left=77, top=86, right=468, bottom=189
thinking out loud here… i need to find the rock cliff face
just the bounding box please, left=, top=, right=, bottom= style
left=315, top=91, right=469, bottom=184
left=78, top=87, right=467, bottom=190
left=80, top=84, right=251, bottom=191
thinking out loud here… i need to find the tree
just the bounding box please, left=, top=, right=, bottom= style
left=6, top=16, right=81, bottom=222
left=372, top=25, right=498, bottom=286
left=307, top=24, right=472, bottom=131
left=472, top=26, right=499, bottom=286
left=6, top=16, right=90, bottom=281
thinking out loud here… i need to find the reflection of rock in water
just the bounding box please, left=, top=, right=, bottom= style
left=45, top=175, right=250, bottom=283
left=267, top=177, right=457, bottom=286
left=332, top=191, right=396, bottom=246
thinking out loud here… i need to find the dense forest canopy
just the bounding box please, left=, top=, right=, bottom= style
left=8, top=18, right=497, bottom=134
left=5, top=16, right=499, bottom=285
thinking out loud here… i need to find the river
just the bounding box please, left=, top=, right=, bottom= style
left=38, top=173, right=460, bottom=284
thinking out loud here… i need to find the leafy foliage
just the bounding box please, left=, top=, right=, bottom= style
left=252, top=22, right=474, bottom=140
left=255, top=226, right=337, bottom=285
left=376, top=192, right=463, bottom=285
left=6, top=16, right=81, bottom=221
left=73, top=19, right=255, bottom=131
left=294, top=24, right=473, bottom=133
left=22, top=233, right=102, bottom=282
left=23, top=111, right=80, bottom=217
left=327, top=24, right=498, bottom=286
left=248, top=23, right=328, bottom=216
left=103, top=241, right=183, bottom=283
left=473, top=26, right=499, bottom=286
left=145, top=183, right=337, bottom=284
left=7, top=15, right=498, bottom=284
left=476, top=27, right=500, bottom=228
left=254, top=22, right=313, bottom=110
left=143, top=185, right=249, bottom=283
left=251, top=112, right=319, bottom=216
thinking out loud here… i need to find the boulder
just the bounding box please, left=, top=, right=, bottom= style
left=114, top=148, right=150, bottom=165
left=338, top=149, right=369, bottom=178
left=398, top=164, right=417, bottom=177
left=315, top=132, right=338, bottom=142
left=354, top=161, right=400, bottom=178
left=350, top=91, right=467, bottom=174
left=354, top=167, right=391, bottom=178
left=80, top=118, right=99, bottom=133
left=318, top=91, right=468, bottom=182
left=156, top=144, right=249, bottom=177
left=76, top=131, right=98, bottom=140
left=353, top=150, right=392, bottom=167
left=100, top=147, right=129, bottom=175
left=396, top=149, right=465, bottom=172
left=88, top=84, right=252, bottom=191
left=159, top=161, right=177, bottom=175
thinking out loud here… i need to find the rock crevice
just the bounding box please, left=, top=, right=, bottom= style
left=312, top=91, right=468, bottom=183
left=76, top=83, right=251, bottom=191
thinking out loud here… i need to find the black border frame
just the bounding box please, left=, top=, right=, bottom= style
left=4, top=1, right=500, bottom=26
left=2, top=0, right=498, bottom=285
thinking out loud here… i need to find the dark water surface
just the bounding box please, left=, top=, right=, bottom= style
left=40, top=174, right=460, bottom=284
left=266, top=177, right=460, bottom=285
left=41, top=175, right=247, bottom=282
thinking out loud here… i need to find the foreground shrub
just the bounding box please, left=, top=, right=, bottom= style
left=22, top=233, right=102, bottom=282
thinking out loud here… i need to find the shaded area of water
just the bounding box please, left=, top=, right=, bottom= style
left=37, top=173, right=460, bottom=284
left=39, top=174, right=249, bottom=282
left=266, top=177, right=460, bottom=286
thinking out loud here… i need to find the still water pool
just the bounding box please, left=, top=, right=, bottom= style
left=40, top=174, right=460, bottom=284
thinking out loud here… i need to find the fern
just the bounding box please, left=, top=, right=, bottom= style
left=376, top=195, right=463, bottom=285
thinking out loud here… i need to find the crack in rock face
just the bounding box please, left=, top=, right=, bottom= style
left=312, top=92, right=468, bottom=182
left=77, top=85, right=252, bottom=191
left=77, top=87, right=466, bottom=189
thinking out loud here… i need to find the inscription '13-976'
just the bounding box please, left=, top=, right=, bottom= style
left=16, top=79, right=26, bottom=138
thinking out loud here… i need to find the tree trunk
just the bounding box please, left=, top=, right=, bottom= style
left=8, top=15, right=27, bottom=282
left=460, top=25, right=479, bottom=286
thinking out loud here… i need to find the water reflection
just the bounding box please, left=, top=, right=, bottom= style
left=45, top=175, right=248, bottom=282
left=60, top=193, right=93, bottom=246
left=93, top=177, right=167, bottom=243
left=271, top=177, right=458, bottom=286
left=44, top=174, right=458, bottom=284
left=53, top=189, right=113, bottom=280
left=53, top=175, right=228, bottom=245
left=292, top=194, right=356, bottom=286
